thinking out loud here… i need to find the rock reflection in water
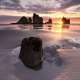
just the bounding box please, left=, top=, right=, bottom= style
left=18, top=24, right=33, bottom=29
left=62, top=24, right=70, bottom=29
left=22, top=60, right=43, bottom=71
left=13, top=46, right=65, bottom=80
left=48, top=24, right=52, bottom=30
left=33, top=24, right=43, bottom=29
left=18, top=24, right=70, bottom=31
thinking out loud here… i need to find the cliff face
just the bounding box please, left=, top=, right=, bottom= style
left=33, top=13, right=43, bottom=24
left=17, top=16, right=28, bottom=24
left=62, top=17, right=70, bottom=24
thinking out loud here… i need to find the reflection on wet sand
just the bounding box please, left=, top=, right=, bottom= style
left=62, top=24, right=70, bottom=29
left=33, top=24, right=43, bottom=29
left=18, top=24, right=70, bottom=33
left=21, top=45, right=64, bottom=70
left=48, top=24, right=52, bottom=30
left=13, top=46, right=65, bottom=80
left=18, top=24, right=33, bottom=29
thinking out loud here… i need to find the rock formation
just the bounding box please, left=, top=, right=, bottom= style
left=28, top=17, right=32, bottom=24
left=19, top=37, right=43, bottom=68
left=62, top=17, right=70, bottom=24
left=33, top=13, right=43, bottom=24
left=10, top=13, right=54, bottom=24
left=45, top=19, right=52, bottom=24
left=17, top=16, right=28, bottom=24
left=11, top=16, right=28, bottom=24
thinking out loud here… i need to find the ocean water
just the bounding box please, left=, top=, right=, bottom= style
left=1, top=24, right=80, bottom=80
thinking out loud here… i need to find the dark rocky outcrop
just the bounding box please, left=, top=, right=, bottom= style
left=10, top=13, right=54, bottom=24
left=45, top=19, right=52, bottom=24
left=19, top=37, right=43, bottom=68
left=62, top=17, right=70, bottom=24
left=17, top=16, right=28, bottom=24
left=28, top=17, right=32, bottom=24
left=33, top=13, right=43, bottom=24
left=11, top=16, right=28, bottom=24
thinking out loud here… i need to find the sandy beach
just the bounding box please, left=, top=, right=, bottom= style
left=1, top=24, right=80, bottom=80
left=0, top=27, right=63, bottom=80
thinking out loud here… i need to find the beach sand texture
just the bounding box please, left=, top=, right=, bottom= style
left=0, top=24, right=80, bottom=80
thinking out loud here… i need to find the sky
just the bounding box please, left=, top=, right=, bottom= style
left=0, top=0, right=80, bottom=24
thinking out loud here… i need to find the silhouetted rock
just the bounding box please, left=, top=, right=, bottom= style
left=62, top=17, right=70, bottom=24
left=19, top=37, right=43, bottom=68
left=17, top=16, right=28, bottom=24
left=11, top=16, right=28, bottom=24
left=45, top=19, right=52, bottom=24
left=33, top=13, right=43, bottom=24
left=29, top=17, right=32, bottom=24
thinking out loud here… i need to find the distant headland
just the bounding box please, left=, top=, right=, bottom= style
left=11, top=13, right=70, bottom=24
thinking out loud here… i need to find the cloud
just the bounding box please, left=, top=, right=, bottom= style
left=74, top=7, right=80, bottom=12
left=25, top=0, right=57, bottom=14
left=25, top=0, right=80, bottom=14
left=60, top=0, right=80, bottom=9
left=10, top=0, right=20, bottom=3
left=0, top=0, right=25, bottom=12
left=0, top=0, right=80, bottom=14
left=26, top=4, right=55, bottom=14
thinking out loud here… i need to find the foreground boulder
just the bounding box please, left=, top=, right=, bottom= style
left=62, top=17, right=70, bottom=24
left=19, top=37, right=43, bottom=68
left=33, top=13, right=43, bottom=24
left=45, top=19, right=52, bottom=24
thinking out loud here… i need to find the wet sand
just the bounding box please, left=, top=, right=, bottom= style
left=0, top=29, right=65, bottom=80
left=13, top=46, right=65, bottom=80
left=1, top=25, right=80, bottom=80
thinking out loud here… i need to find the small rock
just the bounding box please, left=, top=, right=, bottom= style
left=45, top=19, right=52, bottom=24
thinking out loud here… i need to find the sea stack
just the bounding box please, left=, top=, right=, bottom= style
left=11, top=16, right=28, bottom=24
left=45, top=19, right=52, bottom=24
left=19, top=37, right=43, bottom=68
left=33, top=13, right=43, bottom=24
left=62, top=17, right=70, bottom=24
left=28, top=17, right=32, bottom=24
left=17, top=16, right=28, bottom=24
